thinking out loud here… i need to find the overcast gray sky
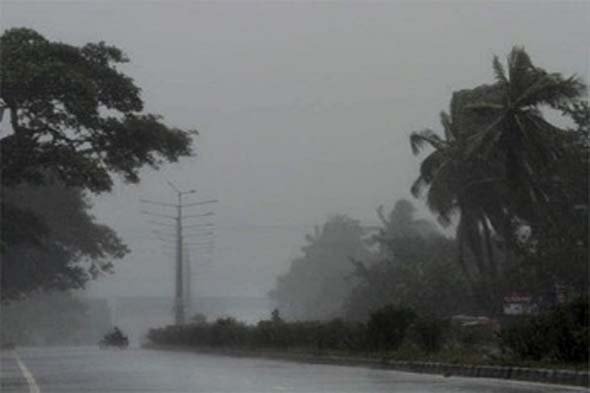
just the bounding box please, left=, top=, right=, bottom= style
left=2, top=1, right=588, bottom=300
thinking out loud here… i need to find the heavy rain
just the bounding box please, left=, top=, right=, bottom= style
left=0, top=1, right=588, bottom=392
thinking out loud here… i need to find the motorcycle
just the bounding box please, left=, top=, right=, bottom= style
left=98, top=327, right=129, bottom=349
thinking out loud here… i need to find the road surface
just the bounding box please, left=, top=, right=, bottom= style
left=1, top=346, right=587, bottom=392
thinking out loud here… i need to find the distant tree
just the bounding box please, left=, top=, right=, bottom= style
left=370, top=199, right=440, bottom=258
left=190, top=313, right=208, bottom=325
left=270, top=215, right=371, bottom=320
left=345, top=200, right=474, bottom=320
left=1, top=178, right=128, bottom=301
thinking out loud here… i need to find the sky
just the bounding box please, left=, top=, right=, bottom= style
left=2, top=1, right=589, bottom=300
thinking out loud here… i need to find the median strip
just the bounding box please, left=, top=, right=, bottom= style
left=14, top=352, right=41, bottom=393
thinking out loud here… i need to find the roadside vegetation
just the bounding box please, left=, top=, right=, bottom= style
left=149, top=47, right=589, bottom=370
left=0, top=25, right=587, bottom=371
left=148, top=298, right=588, bottom=368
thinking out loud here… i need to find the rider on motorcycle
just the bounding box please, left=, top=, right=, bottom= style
left=100, top=326, right=129, bottom=348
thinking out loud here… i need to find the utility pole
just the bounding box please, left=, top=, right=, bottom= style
left=184, top=247, right=191, bottom=317
left=141, top=182, right=217, bottom=325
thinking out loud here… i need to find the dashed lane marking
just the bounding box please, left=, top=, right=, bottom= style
left=14, top=352, right=41, bottom=393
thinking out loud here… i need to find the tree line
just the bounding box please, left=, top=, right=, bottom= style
left=271, top=47, right=588, bottom=320
left=0, top=28, right=587, bottom=331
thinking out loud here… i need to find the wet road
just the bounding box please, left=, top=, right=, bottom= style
left=1, top=347, right=587, bottom=393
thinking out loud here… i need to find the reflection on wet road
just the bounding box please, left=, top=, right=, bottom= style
left=1, top=347, right=587, bottom=393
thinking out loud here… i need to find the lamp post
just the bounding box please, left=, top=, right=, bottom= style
left=142, top=183, right=216, bottom=326
left=167, top=182, right=195, bottom=325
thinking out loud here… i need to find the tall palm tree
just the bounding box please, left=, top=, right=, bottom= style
left=465, top=47, right=586, bottom=213
left=410, top=110, right=508, bottom=313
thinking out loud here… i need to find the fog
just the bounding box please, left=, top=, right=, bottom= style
left=2, top=0, right=588, bottom=304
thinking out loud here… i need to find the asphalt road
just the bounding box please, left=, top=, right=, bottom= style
left=1, top=346, right=587, bottom=393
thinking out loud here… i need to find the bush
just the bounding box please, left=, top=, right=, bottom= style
left=366, top=305, right=416, bottom=351
left=498, top=298, right=589, bottom=363
left=409, top=316, right=448, bottom=353
left=210, top=317, right=250, bottom=347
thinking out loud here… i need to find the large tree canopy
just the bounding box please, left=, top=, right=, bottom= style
left=409, top=47, right=588, bottom=310
left=0, top=28, right=195, bottom=192
left=0, top=28, right=195, bottom=300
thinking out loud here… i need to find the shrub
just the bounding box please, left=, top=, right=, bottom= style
left=409, top=316, right=448, bottom=353
left=498, top=298, right=589, bottom=363
left=366, top=305, right=416, bottom=351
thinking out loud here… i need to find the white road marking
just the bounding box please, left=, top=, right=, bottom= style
left=14, top=352, right=41, bottom=393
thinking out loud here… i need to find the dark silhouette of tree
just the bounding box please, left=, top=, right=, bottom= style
left=410, top=108, right=508, bottom=313
left=0, top=28, right=196, bottom=298
left=465, top=47, right=585, bottom=211
left=409, top=47, right=588, bottom=311
left=345, top=200, right=472, bottom=320
left=0, top=28, right=195, bottom=192
left=1, top=178, right=128, bottom=301
left=270, top=215, right=371, bottom=321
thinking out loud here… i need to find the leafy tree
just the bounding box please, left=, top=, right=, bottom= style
left=370, top=199, right=440, bottom=258
left=0, top=28, right=195, bottom=192
left=270, top=215, right=371, bottom=320
left=345, top=200, right=474, bottom=320
left=0, top=28, right=195, bottom=298
left=1, top=178, right=128, bottom=301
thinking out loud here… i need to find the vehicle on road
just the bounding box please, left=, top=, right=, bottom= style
left=98, top=327, right=129, bottom=349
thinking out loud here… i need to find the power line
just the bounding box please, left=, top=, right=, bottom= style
left=140, top=183, right=218, bottom=325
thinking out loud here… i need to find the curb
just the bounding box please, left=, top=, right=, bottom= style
left=382, top=360, right=588, bottom=388
left=146, top=345, right=589, bottom=388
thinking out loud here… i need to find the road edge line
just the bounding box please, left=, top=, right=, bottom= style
left=14, top=352, right=41, bottom=393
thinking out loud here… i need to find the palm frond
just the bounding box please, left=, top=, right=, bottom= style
left=507, top=46, right=533, bottom=90
left=419, top=149, right=447, bottom=183
left=439, top=111, right=456, bottom=141
left=465, top=101, right=504, bottom=114
left=492, top=55, right=508, bottom=85
left=409, top=129, right=446, bottom=155
left=519, top=112, right=567, bottom=166
left=465, top=113, right=506, bottom=158
left=425, top=160, right=456, bottom=224
left=517, top=73, right=586, bottom=108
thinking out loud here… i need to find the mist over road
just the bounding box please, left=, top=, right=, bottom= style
left=1, top=347, right=585, bottom=393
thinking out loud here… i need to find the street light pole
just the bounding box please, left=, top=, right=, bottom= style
left=172, top=187, right=195, bottom=325
left=143, top=182, right=216, bottom=326
left=175, top=192, right=184, bottom=325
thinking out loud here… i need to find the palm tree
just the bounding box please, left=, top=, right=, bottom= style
left=410, top=110, right=508, bottom=313
left=465, top=47, right=586, bottom=212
